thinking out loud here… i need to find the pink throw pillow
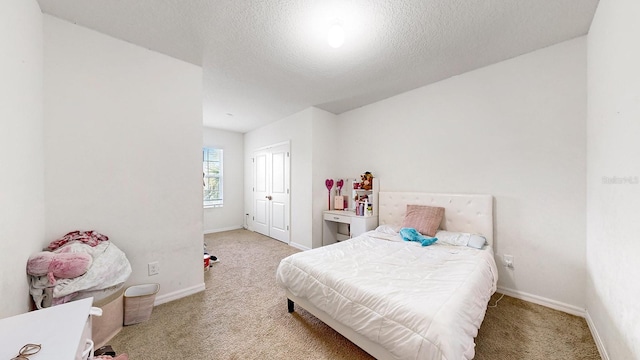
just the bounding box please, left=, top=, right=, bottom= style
left=401, top=205, right=445, bottom=237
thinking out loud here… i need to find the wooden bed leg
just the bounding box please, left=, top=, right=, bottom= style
left=287, top=298, right=294, bottom=313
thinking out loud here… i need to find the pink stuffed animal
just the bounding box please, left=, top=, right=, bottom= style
left=27, top=251, right=92, bottom=285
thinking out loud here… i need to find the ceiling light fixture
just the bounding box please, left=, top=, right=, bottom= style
left=327, top=23, right=345, bottom=48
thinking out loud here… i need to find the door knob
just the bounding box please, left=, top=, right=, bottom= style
left=266, top=195, right=272, bottom=200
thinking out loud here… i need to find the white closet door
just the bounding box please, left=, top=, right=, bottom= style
left=253, top=142, right=290, bottom=243
left=268, top=143, right=290, bottom=243
left=253, top=151, right=270, bottom=236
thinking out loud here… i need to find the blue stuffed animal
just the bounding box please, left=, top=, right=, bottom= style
left=399, top=227, right=438, bottom=246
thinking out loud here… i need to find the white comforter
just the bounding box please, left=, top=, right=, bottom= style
left=276, top=230, right=498, bottom=360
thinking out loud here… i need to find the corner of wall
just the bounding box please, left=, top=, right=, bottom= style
left=0, top=0, right=45, bottom=318
left=584, top=310, right=611, bottom=360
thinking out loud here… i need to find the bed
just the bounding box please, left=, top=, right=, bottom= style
left=276, top=192, right=498, bottom=360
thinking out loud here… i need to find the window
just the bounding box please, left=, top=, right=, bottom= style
left=203, top=148, right=223, bottom=207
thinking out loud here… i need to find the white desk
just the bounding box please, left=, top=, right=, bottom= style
left=322, top=210, right=378, bottom=246
left=0, top=298, right=96, bottom=360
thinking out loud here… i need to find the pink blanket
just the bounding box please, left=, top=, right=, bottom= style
left=47, top=230, right=109, bottom=251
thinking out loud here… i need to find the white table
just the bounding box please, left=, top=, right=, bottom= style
left=0, top=298, right=97, bottom=360
left=322, top=210, right=378, bottom=246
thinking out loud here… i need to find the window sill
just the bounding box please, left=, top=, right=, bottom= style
left=204, top=205, right=223, bottom=209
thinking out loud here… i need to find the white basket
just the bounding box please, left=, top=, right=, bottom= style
left=123, top=283, right=159, bottom=326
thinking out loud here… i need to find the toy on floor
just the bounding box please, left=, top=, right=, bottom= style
left=204, top=244, right=218, bottom=269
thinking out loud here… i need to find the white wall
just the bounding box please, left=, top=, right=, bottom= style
left=586, top=0, right=640, bottom=358
left=244, top=108, right=314, bottom=249
left=43, top=16, right=205, bottom=303
left=203, top=127, right=244, bottom=233
left=337, top=38, right=587, bottom=311
left=311, top=108, right=340, bottom=249
left=0, top=0, right=45, bottom=318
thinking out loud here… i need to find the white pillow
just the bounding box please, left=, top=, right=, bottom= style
left=467, top=234, right=487, bottom=249
left=375, top=224, right=400, bottom=234
left=435, top=230, right=487, bottom=249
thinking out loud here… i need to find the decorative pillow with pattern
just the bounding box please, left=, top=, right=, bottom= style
left=401, top=204, right=445, bottom=237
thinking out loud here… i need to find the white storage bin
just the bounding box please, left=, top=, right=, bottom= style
left=123, top=283, right=159, bottom=325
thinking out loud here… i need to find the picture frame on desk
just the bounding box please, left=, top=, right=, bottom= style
left=334, top=195, right=348, bottom=210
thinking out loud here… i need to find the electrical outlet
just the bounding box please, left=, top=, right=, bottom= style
left=148, top=261, right=160, bottom=276
left=503, top=255, right=514, bottom=269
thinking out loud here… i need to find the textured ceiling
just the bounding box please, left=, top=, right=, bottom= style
left=37, top=0, right=599, bottom=133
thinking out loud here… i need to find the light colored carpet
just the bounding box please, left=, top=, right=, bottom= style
left=109, top=229, right=600, bottom=359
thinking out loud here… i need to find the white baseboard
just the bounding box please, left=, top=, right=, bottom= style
left=496, top=286, right=586, bottom=317
left=497, top=287, right=610, bottom=359
left=203, top=226, right=242, bottom=235
left=289, top=242, right=310, bottom=251
left=154, top=283, right=205, bottom=306
left=585, top=310, right=610, bottom=360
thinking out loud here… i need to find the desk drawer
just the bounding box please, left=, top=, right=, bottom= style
left=324, top=213, right=351, bottom=224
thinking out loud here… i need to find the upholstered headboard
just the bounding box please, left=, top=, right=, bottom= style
left=378, top=192, right=494, bottom=246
